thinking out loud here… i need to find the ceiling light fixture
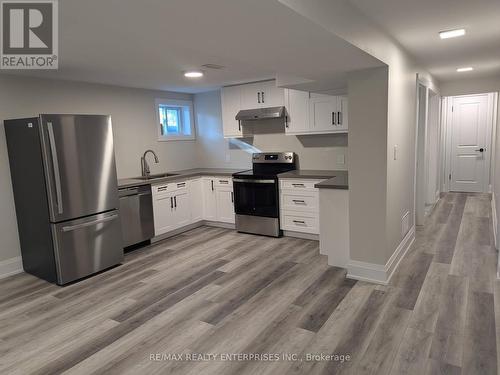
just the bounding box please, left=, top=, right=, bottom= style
left=456, top=67, right=473, bottom=72
left=184, top=71, right=204, bottom=78
left=439, top=28, right=466, bottom=39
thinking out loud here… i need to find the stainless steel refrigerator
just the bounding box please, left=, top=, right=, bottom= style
left=5, top=114, right=124, bottom=285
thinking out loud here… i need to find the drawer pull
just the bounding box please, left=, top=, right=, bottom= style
left=293, top=220, right=306, bottom=224
left=292, top=183, right=305, bottom=187
left=292, top=199, right=306, bottom=204
left=158, top=186, right=168, bottom=191
left=177, top=183, right=186, bottom=187
left=219, top=180, right=228, bottom=184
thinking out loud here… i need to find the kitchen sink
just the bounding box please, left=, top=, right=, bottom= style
left=136, top=173, right=179, bottom=180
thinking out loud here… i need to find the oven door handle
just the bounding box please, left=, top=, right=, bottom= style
left=233, top=178, right=276, bottom=184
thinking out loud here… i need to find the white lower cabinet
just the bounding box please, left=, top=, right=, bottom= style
left=202, top=178, right=217, bottom=221
left=279, top=178, right=323, bottom=235
left=152, top=181, right=191, bottom=236
left=188, top=178, right=203, bottom=222
left=153, top=193, right=176, bottom=235
left=153, top=176, right=234, bottom=237
left=215, top=187, right=235, bottom=223
left=202, top=177, right=234, bottom=224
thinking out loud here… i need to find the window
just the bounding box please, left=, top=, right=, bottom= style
left=155, top=99, right=195, bottom=141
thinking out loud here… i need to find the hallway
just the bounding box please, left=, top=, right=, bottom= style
left=387, top=192, right=499, bottom=374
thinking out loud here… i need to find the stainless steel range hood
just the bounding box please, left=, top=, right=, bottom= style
left=235, top=106, right=285, bottom=121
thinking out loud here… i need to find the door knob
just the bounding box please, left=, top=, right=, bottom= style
left=475, top=148, right=485, bottom=152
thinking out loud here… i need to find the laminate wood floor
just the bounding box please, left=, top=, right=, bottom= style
left=0, top=192, right=498, bottom=374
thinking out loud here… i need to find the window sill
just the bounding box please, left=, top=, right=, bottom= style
left=158, top=136, right=196, bottom=142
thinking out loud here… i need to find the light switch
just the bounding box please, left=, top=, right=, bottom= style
left=336, top=154, right=345, bottom=165
left=393, top=145, right=398, bottom=160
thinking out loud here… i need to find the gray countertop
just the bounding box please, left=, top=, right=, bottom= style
left=313, top=171, right=349, bottom=190
left=278, top=169, right=343, bottom=180
left=118, top=168, right=246, bottom=188
left=277, top=169, right=348, bottom=190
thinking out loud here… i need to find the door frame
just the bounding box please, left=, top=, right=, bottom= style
left=443, top=93, right=497, bottom=193
left=414, top=74, right=442, bottom=226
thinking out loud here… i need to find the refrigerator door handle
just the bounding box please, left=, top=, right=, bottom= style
left=47, top=122, right=63, bottom=214
left=62, top=213, right=118, bottom=232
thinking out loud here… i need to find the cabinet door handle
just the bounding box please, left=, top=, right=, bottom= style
left=338, top=111, right=342, bottom=125
left=211, top=180, right=214, bottom=191
left=257, top=92, right=261, bottom=104
left=174, top=196, right=177, bottom=208
left=231, top=191, right=234, bottom=203
left=238, top=119, right=241, bottom=131
left=261, top=91, right=265, bottom=103
left=170, top=197, right=173, bottom=209
left=285, top=115, right=289, bottom=128
left=332, top=112, right=336, bottom=125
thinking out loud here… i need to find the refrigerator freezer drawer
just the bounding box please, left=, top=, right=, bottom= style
left=51, top=211, right=124, bottom=285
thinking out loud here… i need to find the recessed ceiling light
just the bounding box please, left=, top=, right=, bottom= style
left=439, top=28, right=466, bottom=39
left=184, top=71, right=204, bottom=78
left=456, top=67, right=473, bottom=72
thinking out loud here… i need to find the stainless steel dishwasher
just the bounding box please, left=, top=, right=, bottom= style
left=118, top=185, right=155, bottom=248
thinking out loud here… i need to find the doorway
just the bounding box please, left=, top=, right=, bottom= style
left=443, top=93, right=497, bottom=193
left=415, top=80, right=441, bottom=226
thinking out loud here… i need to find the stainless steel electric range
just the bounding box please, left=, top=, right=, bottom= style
left=232, top=152, right=296, bottom=237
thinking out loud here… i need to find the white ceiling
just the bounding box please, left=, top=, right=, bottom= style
left=2, top=0, right=383, bottom=93
left=349, top=0, right=500, bottom=82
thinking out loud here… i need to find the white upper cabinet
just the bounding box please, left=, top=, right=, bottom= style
left=284, top=89, right=310, bottom=134
left=240, top=82, right=264, bottom=110
left=309, top=93, right=339, bottom=133
left=261, top=80, right=285, bottom=108
left=221, top=85, right=243, bottom=138
left=337, top=96, right=348, bottom=131
left=240, top=81, right=284, bottom=110
left=221, top=81, right=346, bottom=138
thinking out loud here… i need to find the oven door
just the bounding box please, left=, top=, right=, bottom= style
left=233, top=178, right=279, bottom=218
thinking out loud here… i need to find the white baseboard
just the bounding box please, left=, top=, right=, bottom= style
left=346, top=226, right=416, bottom=285
left=283, top=230, right=319, bottom=241
left=492, top=193, right=498, bottom=250
left=0, top=256, right=23, bottom=279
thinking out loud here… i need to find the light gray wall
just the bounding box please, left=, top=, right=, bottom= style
left=0, top=74, right=198, bottom=262
left=194, top=90, right=348, bottom=170
left=348, top=67, right=389, bottom=265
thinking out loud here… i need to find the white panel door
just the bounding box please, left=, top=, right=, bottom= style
left=450, top=95, right=489, bottom=192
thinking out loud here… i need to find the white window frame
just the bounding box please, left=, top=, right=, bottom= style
left=155, top=98, right=195, bottom=141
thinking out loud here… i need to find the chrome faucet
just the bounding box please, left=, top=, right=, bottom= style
left=141, top=150, right=159, bottom=177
